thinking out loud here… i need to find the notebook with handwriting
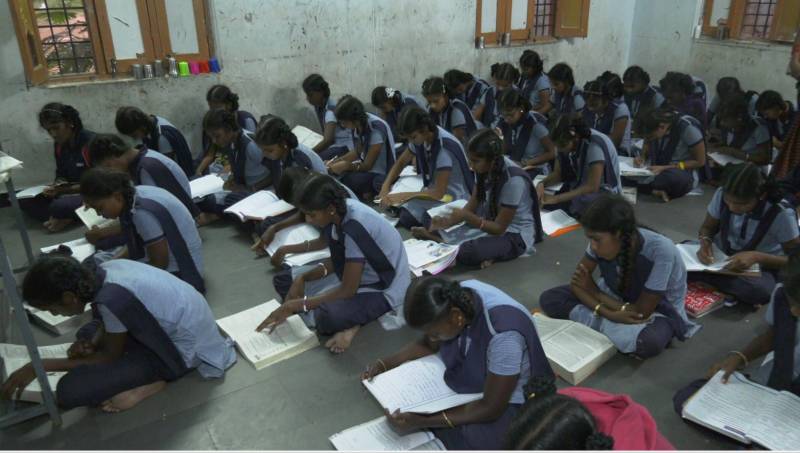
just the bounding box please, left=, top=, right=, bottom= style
left=329, top=416, right=446, bottom=451
left=0, top=343, right=70, bottom=403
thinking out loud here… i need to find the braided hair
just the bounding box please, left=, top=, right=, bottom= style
left=659, top=71, right=694, bottom=97
left=397, top=105, right=437, bottom=138
left=494, top=63, right=521, bottom=85
left=468, top=128, right=505, bottom=219
left=276, top=167, right=312, bottom=204
left=550, top=113, right=591, bottom=147
left=497, top=88, right=532, bottom=113
left=547, top=63, right=576, bottom=88
left=296, top=173, right=348, bottom=219
left=203, top=108, right=240, bottom=133
left=599, top=71, right=624, bottom=99
left=88, top=133, right=131, bottom=165
left=505, top=375, right=614, bottom=450
left=634, top=107, right=679, bottom=137
left=443, top=69, right=474, bottom=93
left=38, top=102, right=84, bottom=131
left=334, top=95, right=369, bottom=131
left=302, top=73, right=331, bottom=98
left=721, top=162, right=787, bottom=204
left=206, top=84, right=240, bottom=111
left=422, top=76, right=450, bottom=98
left=371, top=86, right=402, bottom=108
left=254, top=115, right=298, bottom=149
left=579, top=194, right=638, bottom=297
left=404, top=276, right=476, bottom=328
left=519, top=50, right=544, bottom=75
left=23, top=254, right=97, bottom=308
left=115, top=106, right=153, bottom=136
left=623, top=65, right=651, bottom=87
left=79, top=168, right=136, bottom=209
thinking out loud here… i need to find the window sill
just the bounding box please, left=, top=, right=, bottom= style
left=479, top=37, right=559, bottom=49
left=39, top=72, right=220, bottom=89
left=693, top=36, right=791, bottom=51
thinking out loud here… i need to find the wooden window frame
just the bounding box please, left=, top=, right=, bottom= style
left=701, top=0, right=799, bottom=43
left=476, top=0, right=588, bottom=47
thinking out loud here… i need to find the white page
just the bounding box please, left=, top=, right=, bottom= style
left=533, top=175, right=563, bottom=193
left=411, top=438, right=446, bottom=450
left=391, top=175, right=424, bottom=194
left=41, top=238, right=96, bottom=262
left=534, top=314, right=614, bottom=372
left=709, top=152, right=744, bottom=166
left=23, top=302, right=91, bottom=329
left=0, top=343, right=70, bottom=400
left=411, top=247, right=459, bottom=277
left=747, top=392, right=800, bottom=450
left=622, top=186, right=637, bottom=205
left=283, top=249, right=331, bottom=267
left=0, top=153, right=23, bottom=173
left=399, top=166, right=418, bottom=177
left=266, top=224, right=321, bottom=256
left=74, top=205, right=115, bottom=229
left=619, top=156, right=654, bottom=177
left=224, top=191, right=294, bottom=221
left=16, top=185, right=48, bottom=199
left=426, top=199, right=468, bottom=232
left=292, top=126, right=324, bottom=149
left=189, top=174, right=225, bottom=199
left=540, top=210, right=578, bottom=235
left=362, top=355, right=482, bottom=413
left=329, top=417, right=435, bottom=451
left=675, top=243, right=758, bottom=273
left=404, top=239, right=458, bottom=269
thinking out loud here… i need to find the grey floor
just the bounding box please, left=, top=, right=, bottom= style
left=0, top=187, right=764, bottom=450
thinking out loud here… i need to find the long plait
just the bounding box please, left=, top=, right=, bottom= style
left=616, top=228, right=636, bottom=298
left=487, top=154, right=505, bottom=219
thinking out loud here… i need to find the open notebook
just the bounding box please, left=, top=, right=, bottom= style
left=676, top=243, right=760, bottom=276
left=189, top=174, right=225, bottom=199
left=375, top=168, right=426, bottom=205
left=403, top=239, right=459, bottom=277
left=618, top=156, right=654, bottom=177
left=265, top=224, right=331, bottom=267
left=223, top=191, right=295, bottom=222
left=709, top=152, right=744, bottom=167
left=216, top=300, right=318, bottom=370
left=23, top=302, right=91, bottom=336
left=533, top=313, right=616, bottom=385
left=533, top=175, right=563, bottom=194
left=329, top=416, right=446, bottom=451
left=292, top=126, right=324, bottom=149
left=426, top=199, right=468, bottom=233
left=362, top=355, right=482, bottom=414
left=540, top=210, right=580, bottom=237
left=15, top=185, right=49, bottom=200
left=74, top=205, right=115, bottom=229
left=40, top=238, right=96, bottom=262
left=0, top=343, right=70, bottom=403
left=682, top=371, right=800, bottom=450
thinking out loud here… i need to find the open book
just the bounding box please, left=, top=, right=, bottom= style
left=533, top=175, right=563, bottom=194
left=540, top=209, right=580, bottom=237
left=709, top=152, right=744, bottom=167
left=362, top=355, right=482, bottom=414
left=75, top=205, right=115, bottom=229
left=682, top=371, right=800, bottom=450
left=676, top=243, right=760, bottom=276
left=292, top=125, right=324, bottom=149
left=15, top=185, right=49, bottom=200
left=374, top=168, right=425, bottom=205
left=426, top=199, right=468, bottom=233
left=329, top=416, right=446, bottom=451
left=533, top=313, right=616, bottom=385
left=223, top=191, right=295, bottom=222
left=40, top=238, right=96, bottom=262
left=618, top=156, right=654, bottom=177
left=23, top=302, right=91, bottom=336
left=265, top=224, right=331, bottom=267
left=216, top=300, right=318, bottom=370
left=403, top=239, right=459, bottom=277
left=189, top=174, right=225, bottom=199
left=0, top=343, right=70, bottom=403
left=622, top=186, right=638, bottom=205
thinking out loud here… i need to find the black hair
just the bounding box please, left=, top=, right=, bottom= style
left=599, top=71, right=624, bottom=99
left=334, top=95, right=368, bottom=130
left=583, top=79, right=610, bottom=102
left=443, top=69, right=474, bottom=92
left=717, top=93, right=752, bottom=126
left=422, top=76, right=450, bottom=98
left=784, top=253, right=800, bottom=305
left=547, top=63, right=575, bottom=87
left=579, top=194, right=638, bottom=297
left=490, top=63, right=501, bottom=79
left=720, top=162, right=787, bottom=203
left=206, top=84, right=240, bottom=111
left=659, top=72, right=695, bottom=97
left=550, top=114, right=591, bottom=146
left=296, top=173, right=348, bottom=218
left=716, top=76, right=743, bottom=98
left=519, top=50, right=544, bottom=75
left=397, top=105, right=438, bottom=137
left=623, top=65, right=650, bottom=86
left=634, top=107, right=680, bottom=136
left=203, top=108, right=240, bottom=133
left=371, top=86, right=402, bottom=107
left=494, top=62, right=521, bottom=84
left=403, top=276, right=476, bottom=329
left=115, top=106, right=153, bottom=136
left=302, top=73, right=331, bottom=98
left=756, top=90, right=785, bottom=112
left=505, top=375, right=614, bottom=450
left=254, top=115, right=298, bottom=149
left=276, top=166, right=312, bottom=204
left=79, top=167, right=135, bottom=207
left=468, top=129, right=505, bottom=219
left=22, top=254, right=96, bottom=308
left=88, top=133, right=130, bottom=165
left=497, top=88, right=532, bottom=112
left=38, top=102, right=84, bottom=131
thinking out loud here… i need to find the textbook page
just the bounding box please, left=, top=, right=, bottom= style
left=676, top=243, right=759, bottom=274
left=540, top=210, right=579, bottom=236
left=618, top=156, right=654, bottom=177
left=426, top=199, right=468, bottom=232
left=41, top=238, right=96, bottom=262
left=362, top=354, right=482, bottom=414
left=709, top=152, right=744, bottom=166
left=23, top=302, right=91, bottom=335
left=0, top=343, right=70, bottom=403
left=747, top=391, right=800, bottom=451
left=265, top=224, right=331, bottom=267
left=216, top=300, right=318, bottom=370
left=292, top=126, right=324, bottom=149
left=189, top=174, right=225, bottom=199
left=391, top=175, right=424, bottom=195
left=16, top=185, right=48, bottom=199
left=74, top=206, right=115, bottom=229
left=533, top=175, right=563, bottom=193
left=329, top=416, right=436, bottom=451
left=224, top=191, right=295, bottom=221
left=404, top=239, right=459, bottom=270
left=411, top=438, right=446, bottom=450
left=533, top=313, right=616, bottom=384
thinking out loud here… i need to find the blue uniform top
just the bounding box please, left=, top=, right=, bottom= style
left=724, top=119, right=771, bottom=156
left=481, top=157, right=536, bottom=252
left=562, top=130, right=622, bottom=194
left=318, top=98, right=355, bottom=151
left=553, top=85, right=586, bottom=115
left=520, top=74, right=551, bottom=109
left=54, top=129, right=95, bottom=183
left=761, top=285, right=800, bottom=383
left=409, top=126, right=474, bottom=201
left=139, top=149, right=192, bottom=196
left=353, top=113, right=396, bottom=175
left=231, top=131, right=270, bottom=188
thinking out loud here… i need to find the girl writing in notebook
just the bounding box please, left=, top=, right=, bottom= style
left=622, top=66, right=665, bottom=125
left=495, top=89, right=555, bottom=177
left=443, top=69, right=490, bottom=112
left=539, top=195, right=699, bottom=359
left=114, top=106, right=194, bottom=177
left=362, top=276, right=554, bottom=450
left=371, top=86, right=423, bottom=140
left=689, top=163, right=800, bottom=308
left=583, top=77, right=632, bottom=156
left=659, top=72, right=707, bottom=129
left=378, top=106, right=474, bottom=230
left=415, top=129, right=543, bottom=268
left=259, top=174, right=410, bottom=354
left=255, top=115, right=326, bottom=184
left=302, top=74, right=354, bottom=160
left=548, top=63, right=585, bottom=117
left=709, top=93, right=772, bottom=167
left=0, top=254, right=235, bottom=412
left=422, top=76, right=478, bottom=144
left=518, top=50, right=552, bottom=115
left=756, top=90, right=796, bottom=150
left=196, top=84, right=258, bottom=177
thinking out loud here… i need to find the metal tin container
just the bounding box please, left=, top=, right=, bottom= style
left=168, top=56, right=178, bottom=77
left=132, top=64, right=143, bottom=79
left=153, top=59, right=164, bottom=77
left=143, top=64, right=154, bottom=79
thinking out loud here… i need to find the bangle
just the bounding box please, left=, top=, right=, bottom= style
left=442, top=410, right=455, bottom=429
left=729, top=350, right=749, bottom=368
left=302, top=295, right=309, bottom=313
left=593, top=303, right=603, bottom=316
left=377, top=359, right=387, bottom=372
left=620, top=303, right=630, bottom=312
left=678, top=161, right=686, bottom=170
left=317, top=262, right=328, bottom=277
left=699, top=235, right=713, bottom=243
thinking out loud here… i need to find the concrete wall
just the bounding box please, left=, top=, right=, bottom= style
left=0, top=0, right=634, bottom=186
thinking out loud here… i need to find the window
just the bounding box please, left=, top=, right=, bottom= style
left=475, top=0, right=590, bottom=46
left=10, top=0, right=213, bottom=86
left=701, top=0, right=800, bottom=42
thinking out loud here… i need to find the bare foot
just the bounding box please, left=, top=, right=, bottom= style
left=100, top=380, right=166, bottom=413
left=46, top=217, right=74, bottom=233
left=411, top=227, right=442, bottom=242
left=480, top=259, right=495, bottom=269
left=195, top=212, right=219, bottom=227
left=324, top=325, right=360, bottom=354
left=652, top=190, right=671, bottom=203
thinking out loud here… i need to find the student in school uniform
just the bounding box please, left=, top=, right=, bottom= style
left=417, top=129, right=544, bottom=268
left=196, top=85, right=258, bottom=177
left=362, top=276, right=555, bottom=450
left=540, top=195, right=699, bottom=359
left=302, top=74, right=354, bottom=160
left=80, top=169, right=205, bottom=293
left=422, top=76, right=478, bottom=144
left=709, top=93, right=772, bottom=167
left=583, top=77, right=633, bottom=156
left=518, top=50, right=552, bottom=115
left=20, top=103, right=95, bottom=232
left=633, top=108, right=706, bottom=202
left=371, top=86, right=423, bottom=141
left=378, top=106, right=475, bottom=229
left=474, top=63, right=520, bottom=128
left=757, top=90, right=796, bottom=150
left=326, top=96, right=397, bottom=200
left=535, top=115, right=622, bottom=217
left=114, top=106, right=194, bottom=177
left=673, top=254, right=800, bottom=415
left=505, top=376, right=673, bottom=450
left=691, top=75, right=709, bottom=106
left=261, top=174, right=410, bottom=354
left=196, top=109, right=271, bottom=222
left=707, top=77, right=759, bottom=128
left=255, top=115, right=326, bottom=186
left=443, top=69, right=491, bottom=112
left=548, top=63, right=586, bottom=117
left=495, top=89, right=556, bottom=177
left=659, top=72, right=707, bottom=129
left=0, top=254, right=235, bottom=412
left=622, top=66, right=665, bottom=125
left=689, top=163, right=800, bottom=307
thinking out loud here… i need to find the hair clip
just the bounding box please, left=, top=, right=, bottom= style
left=385, top=87, right=397, bottom=98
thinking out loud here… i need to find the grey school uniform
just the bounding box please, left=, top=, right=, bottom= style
left=324, top=98, right=356, bottom=151
left=140, top=149, right=192, bottom=196
left=571, top=129, right=622, bottom=194
left=724, top=120, right=771, bottom=157
left=361, top=113, right=394, bottom=175
left=516, top=113, right=551, bottom=174
left=523, top=75, right=552, bottom=109
left=639, top=115, right=704, bottom=197
left=152, top=116, right=177, bottom=156
left=132, top=185, right=204, bottom=275
left=709, top=94, right=759, bottom=121
left=295, top=143, right=327, bottom=173
left=553, top=85, right=586, bottom=115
